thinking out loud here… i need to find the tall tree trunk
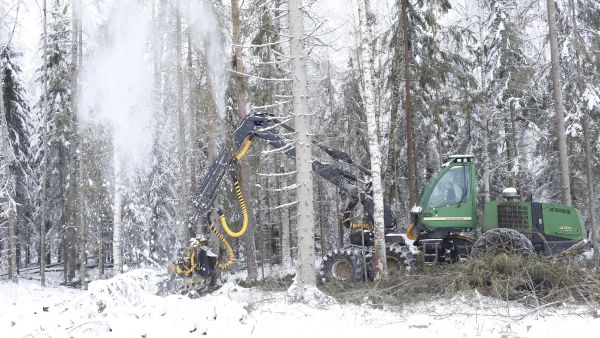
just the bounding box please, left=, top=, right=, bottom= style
left=40, top=0, right=49, bottom=287
left=72, top=0, right=87, bottom=288
left=385, top=51, right=400, bottom=205
left=509, top=107, right=522, bottom=193
left=288, top=0, right=316, bottom=289
left=175, top=0, right=190, bottom=244
left=112, top=149, right=123, bottom=275
left=187, top=29, right=198, bottom=222
left=358, top=0, right=387, bottom=280
left=570, top=0, right=598, bottom=264
left=231, top=0, right=258, bottom=280
left=317, top=179, right=325, bottom=258
left=477, top=1, right=491, bottom=203
left=278, top=161, right=292, bottom=268
left=546, top=0, right=571, bottom=206
left=403, top=0, right=416, bottom=208
left=504, top=113, right=516, bottom=188
left=0, top=64, right=18, bottom=283
left=59, top=145, right=67, bottom=283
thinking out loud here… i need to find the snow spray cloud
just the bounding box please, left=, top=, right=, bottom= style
left=79, top=0, right=153, bottom=169
left=180, top=0, right=228, bottom=119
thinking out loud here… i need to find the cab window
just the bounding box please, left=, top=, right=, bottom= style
left=426, top=166, right=469, bottom=208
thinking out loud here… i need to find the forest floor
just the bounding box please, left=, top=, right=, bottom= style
left=1, top=268, right=600, bottom=337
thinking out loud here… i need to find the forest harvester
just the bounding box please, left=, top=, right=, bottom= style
left=163, top=112, right=589, bottom=293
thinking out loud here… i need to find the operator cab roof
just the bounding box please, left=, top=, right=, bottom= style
left=442, top=154, right=475, bottom=167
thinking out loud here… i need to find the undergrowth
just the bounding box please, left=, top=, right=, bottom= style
left=319, top=253, right=600, bottom=308
left=236, top=274, right=294, bottom=291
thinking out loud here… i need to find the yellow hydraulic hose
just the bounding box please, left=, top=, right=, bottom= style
left=209, top=220, right=236, bottom=270
left=406, top=223, right=417, bottom=240
left=234, top=139, right=253, bottom=161
left=218, top=180, right=249, bottom=238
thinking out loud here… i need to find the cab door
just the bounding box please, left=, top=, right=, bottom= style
left=419, top=164, right=476, bottom=231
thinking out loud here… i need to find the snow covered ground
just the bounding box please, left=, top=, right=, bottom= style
left=1, top=269, right=599, bottom=337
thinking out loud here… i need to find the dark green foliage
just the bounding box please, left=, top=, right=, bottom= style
left=1, top=44, right=33, bottom=269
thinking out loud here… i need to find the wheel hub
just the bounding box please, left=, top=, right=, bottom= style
left=331, top=259, right=352, bottom=281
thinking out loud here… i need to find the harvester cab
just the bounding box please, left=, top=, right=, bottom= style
left=408, top=154, right=589, bottom=264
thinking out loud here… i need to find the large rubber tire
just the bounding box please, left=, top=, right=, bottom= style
left=320, top=249, right=366, bottom=283
left=471, top=228, right=535, bottom=258
left=385, top=243, right=416, bottom=275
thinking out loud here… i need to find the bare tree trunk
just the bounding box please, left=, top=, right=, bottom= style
left=112, top=149, right=123, bottom=275
left=358, top=0, right=387, bottom=280
left=317, top=179, right=325, bottom=258
left=570, top=0, right=598, bottom=264
left=504, top=113, right=516, bottom=188
left=231, top=0, right=258, bottom=280
left=258, top=181, right=267, bottom=278
left=278, top=162, right=292, bottom=268
left=0, top=65, right=18, bottom=283
left=402, top=0, right=416, bottom=208
left=175, top=0, right=190, bottom=244
left=40, top=0, right=49, bottom=287
left=67, top=0, right=80, bottom=286
left=385, top=51, right=400, bottom=205
left=98, top=220, right=105, bottom=278
left=477, top=1, right=491, bottom=203
left=73, top=0, right=87, bottom=289
left=509, top=107, right=522, bottom=193
left=434, top=110, right=443, bottom=167
left=288, top=0, right=316, bottom=290
left=79, top=154, right=87, bottom=288
left=59, top=145, right=67, bottom=283
left=187, top=28, right=198, bottom=219
left=546, top=0, right=571, bottom=206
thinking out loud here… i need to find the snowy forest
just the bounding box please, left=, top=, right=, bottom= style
left=1, top=0, right=600, bottom=336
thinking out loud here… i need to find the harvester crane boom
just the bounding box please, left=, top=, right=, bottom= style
left=194, top=112, right=397, bottom=232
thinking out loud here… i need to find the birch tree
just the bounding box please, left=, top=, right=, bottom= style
left=288, top=0, right=316, bottom=292
left=357, top=0, right=387, bottom=280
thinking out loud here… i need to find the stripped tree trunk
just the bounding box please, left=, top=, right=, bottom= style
left=546, top=0, right=572, bottom=206
left=231, top=0, right=258, bottom=280
left=358, top=0, right=387, bottom=280
left=288, top=0, right=316, bottom=289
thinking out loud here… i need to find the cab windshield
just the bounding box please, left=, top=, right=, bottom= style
left=425, top=165, right=470, bottom=208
